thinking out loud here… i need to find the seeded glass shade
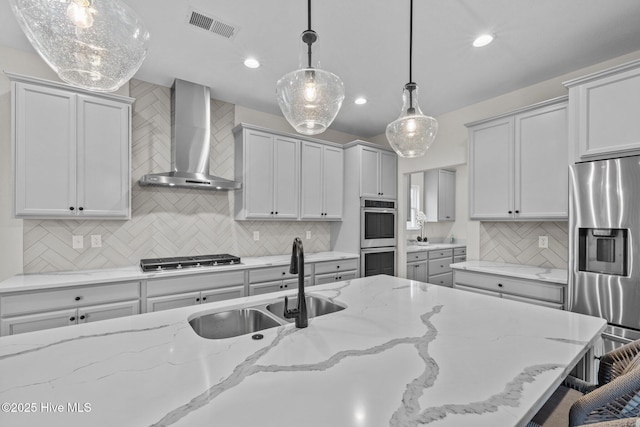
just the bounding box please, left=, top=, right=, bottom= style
left=8, top=0, right=150, bottom=92
left=386, top=83, right=438, bottom=158
left=276, top=67, right=345, bottom=135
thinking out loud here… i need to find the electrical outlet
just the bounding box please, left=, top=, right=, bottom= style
left=253, top=231, right=260, bottom=241
left=538, top=236, right=549, bottom=249
left=72, top=235, right=83, bottom=249
left=91, top=235, right=102, bottom=248
left=306, top=230, right=311, bottom=240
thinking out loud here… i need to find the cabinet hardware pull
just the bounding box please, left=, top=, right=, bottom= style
left=79, top=207, right=84, bottom=211
left=202, top=297, right=207, bottom=301
left=515, top=210, right=520, bottom=214
left=74, top=296, right=81, bottom=301
left=508, top=210, right=512, bottom=214
left=498, top=283, right=503, bottom=287
left=69, top=316, right=76, bottom=322
left=275, top=211, right=278, bottom=215
left=79, top=315, right=85, bottom=320
left=196, top=298, right=200, bottom=302
left=69, top=207, right=75, bottom=211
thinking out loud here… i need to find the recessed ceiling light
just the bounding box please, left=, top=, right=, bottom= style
left=244, top=57, right=260, bottom=69
left=473, top=34, right=494, bottom=48
left=354, top=97, right=367, bottom=105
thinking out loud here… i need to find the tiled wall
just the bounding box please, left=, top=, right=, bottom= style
left=479, top=222, right=568, bottom=269
left=23, top=79, right=330, bottom=273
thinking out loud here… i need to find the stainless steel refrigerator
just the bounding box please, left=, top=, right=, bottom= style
left=569, top=156, right=640, bottom=352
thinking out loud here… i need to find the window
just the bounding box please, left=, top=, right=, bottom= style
left=407, top=184, right=420, bottom=230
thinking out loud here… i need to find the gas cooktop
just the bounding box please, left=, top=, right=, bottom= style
left=140, top=254, right=241, bottom=272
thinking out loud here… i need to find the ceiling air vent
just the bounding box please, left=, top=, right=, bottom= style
left=186, top=9, right=239, bottom=40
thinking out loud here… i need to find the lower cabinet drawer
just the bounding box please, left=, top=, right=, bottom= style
left=428, top=258, right=452, bottom=276
left=454, top=283, right=501, bottom=298
left=314, top=259, right=358, bottom=275
left=454, top=270, right=564, bottom=303
left=315, top=271, right=357, bottom=286
left=428, top=273, right=453, bottom=287
left=1, top=282, right=140, bottom=316
left=502, top=294, right=564, bottom=310
left=147, top=271, right=244, bottom=297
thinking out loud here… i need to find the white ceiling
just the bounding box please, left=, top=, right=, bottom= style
left=2, top=0, right=640, bottom=138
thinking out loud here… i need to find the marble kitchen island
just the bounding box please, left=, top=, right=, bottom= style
left=0, top=275, right=605, bottom=427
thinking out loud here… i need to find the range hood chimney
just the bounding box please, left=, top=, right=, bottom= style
left=139, top=79, right=241, bottom=190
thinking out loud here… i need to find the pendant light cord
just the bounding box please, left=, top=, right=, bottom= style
left=301, top=0, right=318, bottom=68
left=408, top=0, right=414, bottom=110
left=409, top=0, right=413, bottom=84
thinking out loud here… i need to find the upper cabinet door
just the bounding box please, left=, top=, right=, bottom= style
left=469, top=117, right=514, bottom=220
left=322, top=145, right=344, bottom=219
left=272, top=136, right=299, bottom=219
left=14, top=83, right=77, bottom=217
left=359, top=146, right=380, bottom=197
left=439, top=169, right=456, bottom=221
left=566, top=61, right=640, bottom=161
left=76, top=95, right=130, bottom=218
left=515, top=102, right=568, bottom=219
left=243, top=130, right=275, bottom=218
left=11, top=75, right=132, bottom=219
left=380, top=151, right=397, bottom=199
left=300, top=141, right=324, bottom=219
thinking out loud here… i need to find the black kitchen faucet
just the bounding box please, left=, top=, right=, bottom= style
left=283, top=237, right=308, bottom=328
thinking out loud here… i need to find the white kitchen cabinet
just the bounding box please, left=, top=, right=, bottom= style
left=300, top=141, right=344, bottom=220
left=146, top=270, right=246, bottom=312
left=0, top=281, right=140, bottom=336
left=359, top=145, right=397, bottom=198
left=424, top=169, right=455, bottom=222
left=453, top=269, right=565, bottom=309
left=235, top=127, right=299, bottom=220
left=313, top=258, right=359, bottom=285
left=146, top=286, right=245, bottom=312
left=10, top=73, right=132, bottom=219
left=406, top=251, right=428, bottom=282
left=564, top=59, right=640, bottom=162
left=468, top=97, right=568, bottom=220
left=248, top=264, right=312, bottom=296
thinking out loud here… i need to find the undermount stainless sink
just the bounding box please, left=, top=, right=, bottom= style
left=266, top=295, right=346, bottom=322
left=189, top=308, right=282, bottom=339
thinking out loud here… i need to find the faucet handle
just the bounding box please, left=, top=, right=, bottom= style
left=283, top=295, right=298, bottom=319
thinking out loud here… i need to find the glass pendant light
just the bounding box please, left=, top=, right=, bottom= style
left=276, top=0, right=345, bottom=135
left=8, top=0, right=150, bottom=93
left=386, top=0, right=438, bottom=158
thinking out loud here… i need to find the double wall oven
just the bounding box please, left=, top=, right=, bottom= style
left=360, top=198, right=396, bottom=276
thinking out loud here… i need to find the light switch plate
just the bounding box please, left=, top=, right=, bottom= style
left=306, top=230, right=311, bottom=240
left=253, top=231, right=259, bottom=241
left=72, top=235, right=83, bottom=249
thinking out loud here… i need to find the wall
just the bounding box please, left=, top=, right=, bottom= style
left=480, top=222, right=568, bottom=269
left=20, top=79, right=332, bottom=273
left=392, top=49, right=640, bottom=277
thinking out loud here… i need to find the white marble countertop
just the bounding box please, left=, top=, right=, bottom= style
left=451, top=260, right=568, bottom=285
left=0, top=275, right=604, bottom=427
left=0, top=251, right=359, bottom=293
left=406, top=243, right=466, bottom=252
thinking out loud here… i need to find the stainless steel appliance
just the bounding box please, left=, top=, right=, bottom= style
left=140, top=254, right=241, bottom=272
left=360, top=247, right=396, bottom=277
left=139, top=79, right=241, bottom=190
left=360, top=198, right=397, bottom=248
left=569, top=156, right=640, bottom=352
left=359, top=197, right=397, bottom=276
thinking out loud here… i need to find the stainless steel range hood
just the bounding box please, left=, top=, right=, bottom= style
left=139, top=79, right=241, bottom=190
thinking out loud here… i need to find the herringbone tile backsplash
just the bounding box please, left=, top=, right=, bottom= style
left=479, top=222, right=568, bottom=269
left=23, top=80, right=330, bottom=273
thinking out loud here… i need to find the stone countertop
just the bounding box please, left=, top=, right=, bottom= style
left=0, top=252, right=359, bottom=293
left=0, top=275, right=604, bottom=427
left=406, top=243, right=466, bottom=252
left=451, top=260, right=568, bottom=285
